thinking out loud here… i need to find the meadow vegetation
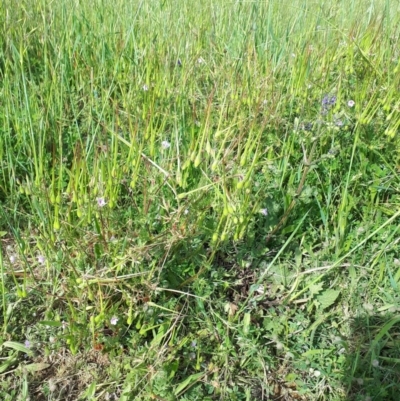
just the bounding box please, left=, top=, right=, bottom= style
left=1, top=0, right=400, bottom=400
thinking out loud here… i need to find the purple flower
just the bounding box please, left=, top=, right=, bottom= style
left=110, top=316, right=118, bottom=326
left=37, top=255, right=46, bottom=265
left=97, top=197, right=107, bottom=208
left=24, top=340, right=31, bottom=348
left=322, top=95, right=330, bottom=106
left=347, top=100, right=355, bottom=107
left=321, top=95, right=337, bottom=113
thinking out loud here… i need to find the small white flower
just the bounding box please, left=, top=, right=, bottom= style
left=314, top=370, right=321, bottom=377
left=197, top=57, right=204, bottom=64
left=97, top=197, right=107, bottom=207
left=110, top=316, right=118, bottom=325
left=9, top=255, right=16, bottom=263
left=348, top=100, right=355, bottom=107
left=372, top=359, right=379, bottom=367
left=161, top=140, right=171, bottom=150
left=184, top=209, right=189, bottom=215
left=357, top=378, right=364, bottom=385
left=260, top=208, right=268, bottom=216
left=49, top=336, right=56, bottom=343
left=37, top=255, right=46, bottom=265
left=142, top=84, right=149, bottom=91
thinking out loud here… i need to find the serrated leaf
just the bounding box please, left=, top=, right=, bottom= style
left=309, top=282, right=324, bottom=296
left=317, top=289, right=340, bottom=310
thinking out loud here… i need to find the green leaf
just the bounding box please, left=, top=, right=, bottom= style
left=243, top=313, right=251, bottom=335
left=174, top=372, right=203, bottom=396
left=38, top=321, right=63, bottom=327
left=285, top=372, right=297, bottom=382
left=1, top=341, right=34, bottom=356
left=370, top=317, right=400, bottom=354
left=316, top=289, right=340, bottom=310
left=23, top=363, right=51, bottom=373
left=309, top=282, right=324, bottom=296
left=80, top=381, right=96, bottom=400
left=0, top=354, right=18, bottom=373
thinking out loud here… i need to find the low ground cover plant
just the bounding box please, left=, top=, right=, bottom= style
left=1, top=0, right=400, bottom=400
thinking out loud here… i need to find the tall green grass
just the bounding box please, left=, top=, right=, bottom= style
left=1, top=0, right=400, bottom=400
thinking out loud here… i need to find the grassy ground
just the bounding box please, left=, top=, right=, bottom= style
left=1, top=0, right=400, bottom=400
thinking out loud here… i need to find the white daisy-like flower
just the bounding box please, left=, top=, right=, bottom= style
left=161, top=140, right=171, bottom=150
